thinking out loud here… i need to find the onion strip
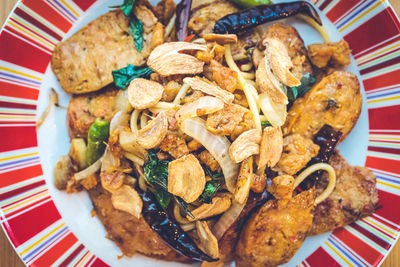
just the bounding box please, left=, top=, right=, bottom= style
left=173, top=84, right=191, bottom=104
left=180, top=118, right=239, bottom=193
left=148, top=107, right=167, bottom=114
left=36, top=88, right=59, bottom=129
left=294, top=163, right=336, bottom=205
left=164, top=13, right=176, bottom=39
left=130, top=109, right=140, bottom=132
left=140, top=111, right=149, bottom=129
left=212, top=201, right=245, bottom=240
left=225, top=44, right=261, bottom=134
left=124, top=152, right=145, bottom=166
left=240, top=71, right=255, bottom=80
left=74, top=156, right=103, bottom=181
left=153, top=101, right=180, bottom=109
left=298, top=14, right=330, bottom=43
left=240, top=63, right=253, bottom=72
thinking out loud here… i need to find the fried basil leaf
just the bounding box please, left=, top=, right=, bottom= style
left=129, top=12, right=144, bottom=52
left=112, top=64, right=153, bottom=89
left=121, top=0, right=136, bottom=16
left=287, top=73, right=316, bottom=102
left=199, top=180, right=223, bottom=204
left=154, top=188, right=172, bottom=210
left=261, top=121, right=272, bottom=127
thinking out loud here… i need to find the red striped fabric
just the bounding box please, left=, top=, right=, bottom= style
left=0, top=126, right=37, bottom=153
left=344, top=8, right=400, bottom=57
left=22, top=0, right=72, bottom=33
left=3, top=201, right=61, bottom=246
left=71, top=0, right=97, bottom=11
left=0, top=31, right=51, bottom=73
left=305, top=247, right=341, bottom=266
left=332, top=228, right=383, bottom=265
left=0, top=81, right=39, bottom=100
left=0, top=164, right=42, bottom=189
left=30, top=232, right=78, bottom=266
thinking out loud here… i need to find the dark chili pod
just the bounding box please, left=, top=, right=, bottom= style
left=175, top=0, right=192, bottom=41
left=138, top=189, right=218, bottom=262
left=213, top=1, right=322, bottom=34
left=311, top=124, right=342, bottom=164
left=298, top=124, right=342, bottom=190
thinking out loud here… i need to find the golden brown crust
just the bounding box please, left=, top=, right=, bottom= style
left=67, top=86, right=118, bottom=138
left=310, top=151, right=379, bottom=235
left=236, top=190, right=314, bottom=267
left=308, top=40, right=351, bottom=69
left=51, top=9, right=156, bottom=94
left=188, top=0, right=238, bottom=36
left=89, top=185, right=187, bottom=261
left=283, top=71, right=362, bottom=142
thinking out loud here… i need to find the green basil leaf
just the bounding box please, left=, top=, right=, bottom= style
left=287, top=73, right=316, bottom=103
left=144, top=149, right=169, bottom=190
left=121, top=0, right=136, bottom=16
left=154, top=188, right=172, bottom=210
left=199, top=180, right=223, bottom=204
left=261, top=121, right=272, bottom=127
left=129, top=13, right=143, bottom=52
left=112, top=64, right=153, bottom=89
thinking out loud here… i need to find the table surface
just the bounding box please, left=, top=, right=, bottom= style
left=1, top=0, right=400, bottom=266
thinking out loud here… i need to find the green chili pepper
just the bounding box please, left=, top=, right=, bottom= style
left=230, top=0, right=272, bottom=8
left=86, top=118, right=110, bottom=166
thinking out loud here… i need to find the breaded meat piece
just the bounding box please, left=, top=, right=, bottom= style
left=264, top=23, right=313, bottom=79
left=51, top=7, right=157, bottom=94
left=188, top=0, right=238, bottom=36
left=310, top=151, right=379, bottom=235
left=273, top=134, right=320, bottom=176
left=236, top=190, right=314, bottom=267
left=89, top=185, right=187, bottom=261
left=283, top=71, right=362, bottom=142
left=67, top=86, right=118, bottom=138
left=308, top=40, right=351, bottom=69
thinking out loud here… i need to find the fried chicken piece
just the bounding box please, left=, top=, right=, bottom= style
left=206, top=104, right=246, bottom=136
left=273, top=134, right=319, bottom=175
left=283, top=71, right=362, bottom=142
left=198, top=150, right=221, bottom=172
left=51, top=8, right=157, bottom=94
left=236, top=189, right=314, bottom=267
left=89, top=185, right=187, bottom=261
left=67, top=86, right=118, bottom=138
left=308, top=40, right=351, bottom=69
left=188, top=0, right=238, bottom=36
left=211, top=60, right=238, bottom=93
left=310, top=151, right=379, bottom=235
left=159, top=132, right=189, bottom=159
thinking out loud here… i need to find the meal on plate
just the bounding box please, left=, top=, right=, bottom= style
left=50, top=0, right=380, bottom=265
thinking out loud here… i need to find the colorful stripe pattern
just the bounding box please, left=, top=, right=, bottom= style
left=0, top=0, right=399, bottom=266
left=301, top=0, right=400, bottom=266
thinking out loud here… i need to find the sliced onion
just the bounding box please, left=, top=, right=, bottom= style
left=115, top=89, right=133, bottom=113
left=37, top=88, right=59, bottom=129
left=175, top=96, right=224, bottom=123
left=259, top=93, right=287, bottom=127
left=74, top=156, right=102, bottom=181
left=110, top=111, right=129, bottom=132
left=212, top=201, right=245, bottom=240
left=101, top=147, right=120, bottom=172
left=130, top=109, right=141, bottom=132
left=180, top=118, right=238, bottom=193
